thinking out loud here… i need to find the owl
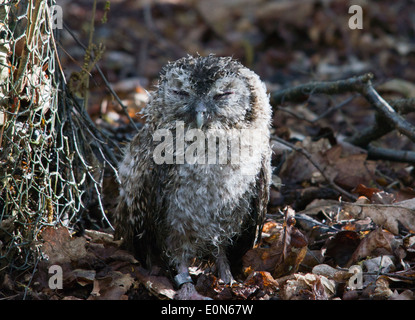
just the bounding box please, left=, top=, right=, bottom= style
left=114, top=55, right=272, bottom=299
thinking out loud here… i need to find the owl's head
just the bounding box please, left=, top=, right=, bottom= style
left=149, top=55, right=269, bottom=131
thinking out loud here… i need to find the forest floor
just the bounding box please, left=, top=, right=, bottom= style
left=2, top=0, right=415, bottom=300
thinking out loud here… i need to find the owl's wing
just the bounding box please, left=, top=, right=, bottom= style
left=227, top=153, right=271, bottom=274
left=253, top=154, right=271, bottom=245
left=115, top=166, right=170, bottom=268
left=114, top=129, right=169, bottom=268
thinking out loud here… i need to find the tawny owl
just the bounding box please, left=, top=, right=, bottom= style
left=114, top=55, right=272, bottom=299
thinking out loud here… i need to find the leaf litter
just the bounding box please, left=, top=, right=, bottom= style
left=3, top=0, right=415, bottom=300
left=23, top=183, right=415, bottom=300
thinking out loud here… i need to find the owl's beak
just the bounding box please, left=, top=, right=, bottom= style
left=195, top=102, right=207, bottom=129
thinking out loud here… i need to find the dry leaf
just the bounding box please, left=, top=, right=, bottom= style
left=134, top=266, right=176, bottom=300
left=323, top=230, right=361, bottom=267
left=352, top=184, right=381, bottom=199
left=312, top=264, right=350, bottom=282
left=41, top=226, right=87, bottom=265
left=389, top=290, right=415, bottom=300
left=280, top=273, right=334, bottom=300
left=243, top=271, right=279, bottom=297
left=370, top=277, right=393, bottom=300
left=335, top=156, right=377, bottom=190
left=243, top=208, right=308, bottom=279
left=346, top=228, right=394, bottom=267
left=377, top=78, right=415, bottom=98
left=342, top=199, right=415, bottom=234
left=72, top=269, right=96, bottom=287
left=301, top=198, right=415, bottom=235
left=88, top=271, right=134, bottom=300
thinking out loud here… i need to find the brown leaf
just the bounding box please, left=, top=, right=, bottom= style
left=72, top=269, right=96, bottom=287
left=40, top=226, right=87, bottom=265
left=389, top=290, right=415, bottom=300
left=88, top=271, right=134, bottom=300
left=370, top=277, right=393, bottom=300
left=304, top=198, right=415, bottom=235
left=312, top=264, right=351, bottom=283
left=370, top=191, right=395, bottom=204
left=280, top=273, right=333, bottom=300
left=342, top=198, right=415, bottom=234
left=134, top=266, right=176, bottom=300
left=230, top=283, right=259, bottom=300
left=323, top=230, right=361, bottom=267
left=346, top=228, right=394, bottom=267
left=331, top=153, right=377, bottom=190
left=351, top=184, right=395, bottom=204
left=243, top=271, right=279, bottom=298
left=352, top=184, right=381, bottom=199
left=242, top=208, right=308, bottom=279
left=377, top=78, right=415, bottom=98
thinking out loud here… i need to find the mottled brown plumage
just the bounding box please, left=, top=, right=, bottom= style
left=114, top=55, right=272, bottom=299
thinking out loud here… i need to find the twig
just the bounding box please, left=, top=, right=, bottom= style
left=367, top=145, right=415, bottom=163
left=312, top=95, right=357, bottom=123
left=22, top=255, right=40, bottom=300
left=348, top=113, right=392, bottom=147
left=271, top=73, right=415, bottom=161
left=272, top=136, right=357, bottom=201
left=348, top=98, right=415, bottom=147
left=277, top=95, right=358, bottom=124
left=360, top=85, right=415, bottom=143
left=68, top=90, right=121, bottom=165
left=270, top=73, right=373, bottom=105
left=62, top=22, right=139, bottom=131
left=13, top=0, right=43, bottom=93
left=82, top=0, right=98, bottom=110
left=390, top=98, right=415, bottom=114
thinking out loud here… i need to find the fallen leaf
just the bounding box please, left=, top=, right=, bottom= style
left=352, top=184, right=381, bottom=199
left=300, top=249, right=324, bottom=270
left=331, top=153, right=377, bottom=190
left=301, top=198, right=415, bottom=235
left=40, top=226, right=87, bottom=265
left=323, top=230, right=361, bottom=267
left=359, top=256, right=395, bottom=292
left=312, top=264, right=350, bottom=283
left=88, top=271, right=134, bottom=300
left=243, top=271, right=279, bottom=297
left=72, top=269, right=96, bottom=287
left=242, top=208, right=308, bottom=279
left=230, top=283, right=259, bottom=300
left=370, top=276, right=393, bottom=300
left=377, top=78, right=415, bottom=98
left=389, top=289, right=415, bottom=300
left=371, top=191, right=395, bottom=204
left=134, top=266, right=176, bottom=300
left=347, top=228, right=394, bottom=267
left=342, top=198, right=415, bottom=234
left=280, top=273, right=334, bottom=300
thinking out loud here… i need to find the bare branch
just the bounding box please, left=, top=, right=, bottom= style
left=271, top=73, right=415, bottom=161
left=270, top=73, right=373, bottom=105
left=361, top=85, right=415, bottom=143
left=367, top=146, right=415, bottom=163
